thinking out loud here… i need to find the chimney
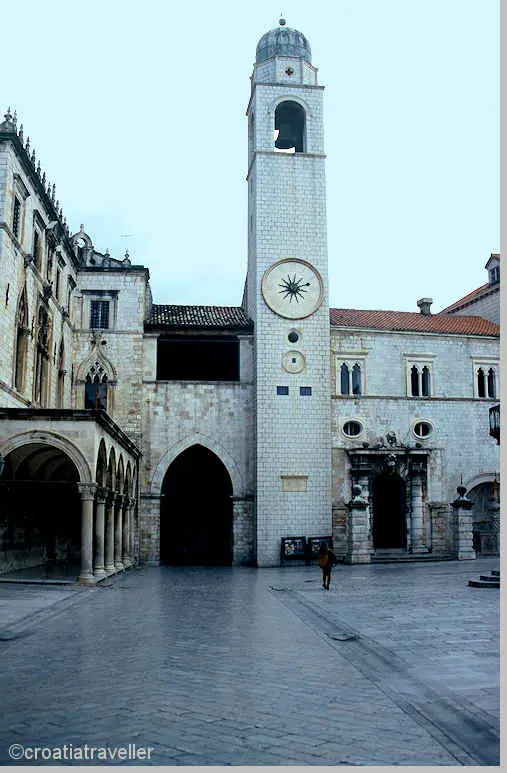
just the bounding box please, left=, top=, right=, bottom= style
left=417, top=297, right=433, bottom=315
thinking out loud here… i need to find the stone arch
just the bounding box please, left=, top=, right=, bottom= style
left=0, top=432, right=88, bottom=572
left=0, top=431, right=92, bottom=483
left=117, top=455, right=125, bottom=495
left=268, top=93, right=313, bottom=119
left=96, top=439, right=108, bottom=487
left=150, top=433, right=244, bottom=497
left=159, top=444, right=234, bottom=566
left=465, top=471, right=499, bottom=492
left=107, top=447, right=117, bottom=491
left=124, top=462, right=132, bottom=497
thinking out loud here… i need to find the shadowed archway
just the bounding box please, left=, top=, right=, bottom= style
left=0, top=443, right=81, bottom=572
left=160, top=445, right=233, bottom=565
left=372, top=471, right=406, bottom=549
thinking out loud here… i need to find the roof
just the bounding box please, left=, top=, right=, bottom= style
left=440, top=284, right=490, bottom=313
left=147, top=305, right=253, bottom=331
left=329, top=308, right=499, bottom=336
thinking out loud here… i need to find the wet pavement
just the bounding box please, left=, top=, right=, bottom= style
left=0, top=558, right=500, bottom=766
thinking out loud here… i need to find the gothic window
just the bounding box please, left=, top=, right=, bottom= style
left=340, top=363, right=349, bottom=395
left=406, top=359, right=434, bottom=397
left=12, top=197, right=21, bottom=238
left=85, top=361, right=108, bottom=410
left=473, top=361, right=498, bottom=398
left=421, top=366, right=431, bottom=396
left=274, top=100, right=305, bottom=153
left=477, top=368, right=486, bottom=398
left=487, top=368, right=496, bottom=398
left=46, top=247, right=54, bottom=282
left=338, top=358, right=365, bottom=396
left=33, top=229, right=42, bottom=270
left=352, top=364, right=362, bottom=395
left=56, top=340, right=65, bottom=408
left=14, top=290, right=28, bottom=392
left=90, top=300, right=110, bottom=329
left=411, top=366, right=419, bottom=396
left=34, top=305, right=51, bottom=406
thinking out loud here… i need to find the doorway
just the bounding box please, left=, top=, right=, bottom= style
left=372, top=471, right=406, bottom=549
left=160, top=445, right=233, bottom=565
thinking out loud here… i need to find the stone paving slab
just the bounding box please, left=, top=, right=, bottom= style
left=0, top=559, right=500, bottom=766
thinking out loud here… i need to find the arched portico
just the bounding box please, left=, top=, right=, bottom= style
left=0, top=437, right=84, bottom=576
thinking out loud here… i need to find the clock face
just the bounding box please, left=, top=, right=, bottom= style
left=261, top=258, right=323, bottom=319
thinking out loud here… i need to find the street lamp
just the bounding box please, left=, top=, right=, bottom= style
left=489, top=404, right=500, bottom=444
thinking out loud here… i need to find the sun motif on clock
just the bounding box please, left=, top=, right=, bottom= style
left=278, top=274, right=311, bottom=303
left=261, top=258, right=323, bottom=319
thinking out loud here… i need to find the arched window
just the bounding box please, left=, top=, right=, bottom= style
left=14, top=289, right=28, bottom=392
left=340, top=363, right=350, bottom=395
left=352, top=364, right=362, bottom=395
left=487, top=368, right=496, bottom=399
left=85, top=361, right=108, bottom=410
left=477, top=368, right=486, bottom=398
left=56, top=340, right=65, bottom=408
left=274, top=100, right=305, bottom=153
left=411, top=366, right=419, bottom=396
left=421, top=366, right=431, bottom=397
left=34, top=305, right=51, bottom=406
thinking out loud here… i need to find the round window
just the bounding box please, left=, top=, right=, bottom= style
left=288, top=330, right=299, bottom=343
left=413, top=420, right=433, bottom=439
left=343, top=420, right=363, bottom=437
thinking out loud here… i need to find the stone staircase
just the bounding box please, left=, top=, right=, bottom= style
left=372, top=549, right=454, bottom=563
left=468, top=569, right=500, bottom=588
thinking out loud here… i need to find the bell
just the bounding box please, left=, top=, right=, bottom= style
left=275, top=123, right=298, bottom=150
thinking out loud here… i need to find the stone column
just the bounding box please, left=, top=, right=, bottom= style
left=452, top=485, right=476, bottom=560
left=231, top=496, right=254, bottom=565
left=129, top=498, right=136, bottom=564
left=114, top=495, right=124, bottom=571
left=122, top=498, right=131, bottom=568
left=410, top=468, right=427, bottom=553
left=77, top=482, right=97, bottom=584
left=345, top=484, right=371, bottom=564
left=105, top=492, right=116, bottom=574
left=94, top=487, right=107, bottom=579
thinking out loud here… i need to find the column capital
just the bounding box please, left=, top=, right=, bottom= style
left=95, top=486, right=107, bottom=504
left=77, top=482, right=98, bottom=501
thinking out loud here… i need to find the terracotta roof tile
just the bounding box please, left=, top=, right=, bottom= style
left=329, top=308, right=499, bottom=336
left=148, top=304, right=253, bottom=330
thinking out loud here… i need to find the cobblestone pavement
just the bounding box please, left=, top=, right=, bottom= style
left=0, top=558, right=499, bottom=766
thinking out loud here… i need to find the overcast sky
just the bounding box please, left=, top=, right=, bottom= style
left=2, top=0, right=499, bottom=312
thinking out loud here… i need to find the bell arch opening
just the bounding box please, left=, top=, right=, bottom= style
left=160, top=445, right=233, bottom=566
left=0, top=443, right=81, bottom=575
left=274, top=100, right=306, bottom=153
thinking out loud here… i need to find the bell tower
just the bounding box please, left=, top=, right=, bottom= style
left=246, top=20, right=332, bottom=566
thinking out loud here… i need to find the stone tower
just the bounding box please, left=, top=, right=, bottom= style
left=246, top=20, right=332, bottom=566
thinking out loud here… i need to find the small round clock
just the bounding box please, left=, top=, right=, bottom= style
left=261, top=258, right=323, bottom=319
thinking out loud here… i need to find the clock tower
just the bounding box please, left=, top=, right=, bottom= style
left=246, top=20, right=332, bottom=566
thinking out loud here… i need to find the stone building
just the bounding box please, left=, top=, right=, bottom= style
left=0, top=21, right=500, bottom=580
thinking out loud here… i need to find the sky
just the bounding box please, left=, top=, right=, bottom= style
left=2, top=0, right=499, bottom=312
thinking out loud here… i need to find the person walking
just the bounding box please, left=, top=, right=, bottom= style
left=317, top=542, right=337, bottom=590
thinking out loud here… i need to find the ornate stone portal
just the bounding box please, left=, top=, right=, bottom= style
left=345, top=448, right=430, bottom=562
